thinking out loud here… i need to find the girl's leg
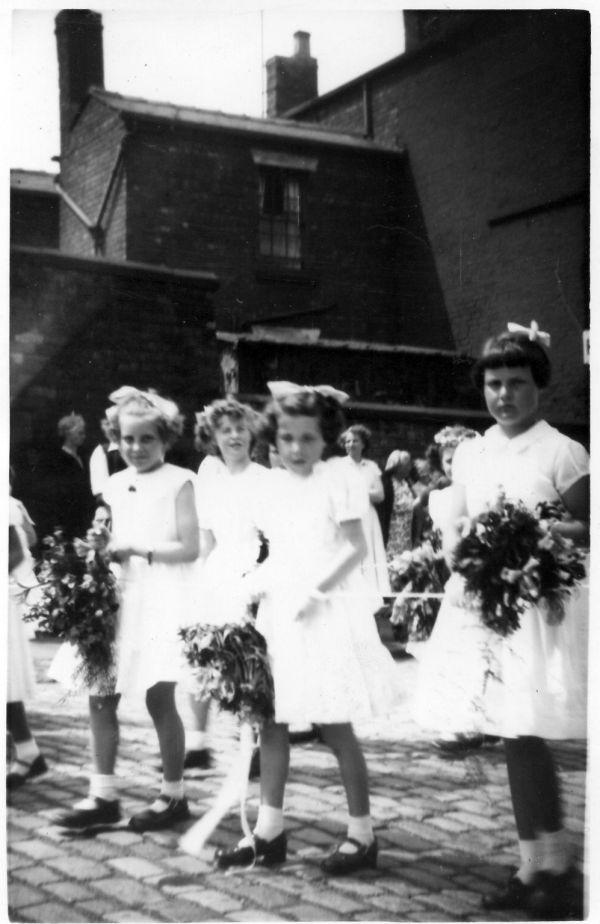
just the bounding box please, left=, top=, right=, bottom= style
left=215, top=722, right=289, bottom=868
left=318, top=723, right=377, bottom=874
left=6, top=701, right=46, bottom=787
left=185, top=694, right=213, bottom=769
left=55, top=695, right=121, bottom=826
left=146, top=682, right=185, bottom=783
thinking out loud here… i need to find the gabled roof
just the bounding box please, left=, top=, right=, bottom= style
left=89, top=87, right=403, bottom=156
left=10, top=169, right=59, bottom=195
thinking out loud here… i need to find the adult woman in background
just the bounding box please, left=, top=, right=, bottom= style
left=340, top=425, right=390, bottom=597
left=382, top=450, right=417, bottom=560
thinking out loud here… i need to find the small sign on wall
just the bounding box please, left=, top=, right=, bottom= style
left=582, top=330, right=590, bottom=365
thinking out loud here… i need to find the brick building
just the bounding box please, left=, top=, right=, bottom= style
left=10, top=8, right=589, bottom=500
left=10, top=170, right=60, bottom=249
left=287, top=10, right=590, bottom=434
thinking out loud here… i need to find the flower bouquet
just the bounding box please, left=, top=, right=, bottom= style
left=24, top=528, right=119, bottom=692
left=388, top=535, right=450, bottom=641
left=453, top=494, right=587, bottom=636
left=180, top=621, right=274, bottom=727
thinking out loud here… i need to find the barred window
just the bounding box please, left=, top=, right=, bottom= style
left=258, top=168, right=302, bottom=266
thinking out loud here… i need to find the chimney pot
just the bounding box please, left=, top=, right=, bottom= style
left=293, top=31, right=311, bottom=57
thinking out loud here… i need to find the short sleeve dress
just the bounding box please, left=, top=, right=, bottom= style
left=415, top=420, right=589, bottom=740
left=253, top=460, right=399, bottom=726
left=8, top=497, right=37, bottom=703
left=103, top=463, right=199, bottom=698
left=193, top=460, right=270, bottom=626
left=340, top=457, right=391, bottom=597
left=51, top=463, right=199, bottom=697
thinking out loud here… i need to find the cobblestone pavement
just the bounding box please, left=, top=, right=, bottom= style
left=7, top=640, right=589, bottom=923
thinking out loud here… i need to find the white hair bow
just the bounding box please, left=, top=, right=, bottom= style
left=507, top=321, right=551, bottom=348
left=108, top=386, right=180, bottom=422
left=267, top=380, right=350, bottom=405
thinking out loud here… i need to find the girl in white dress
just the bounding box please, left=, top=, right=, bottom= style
left=55, top=387, right=199, bottom=834
left=340, top=424, right=391, bottom=597
left=183, top=399, right=269, bottom=770
left=7, top=492, right=48, bottom=789
left=426, top=326, right=589, bottom=917
left=215, top=382, right=398, bottom=876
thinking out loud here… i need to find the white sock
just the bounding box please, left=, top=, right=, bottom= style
left=89, top=773, right=119, bottom=802
left=161, top=779, right=185, bottom=800
left=540, top=828, right=570, bottom=875
left=340, top=814, right=374, bottom=853
left=516, top=838, right=543, bottom=885
left=187, top=731, right=207, bottom=750
left=254, top=804, right=284, bottom=841
left=14, top=738, right=40, bottom=764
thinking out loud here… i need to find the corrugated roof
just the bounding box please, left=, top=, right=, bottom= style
left=90, top=87, right=403, bottom=156
left=10, top=170, right=59, bottom=195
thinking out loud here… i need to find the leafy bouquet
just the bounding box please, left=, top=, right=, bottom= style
left=388, top=535, right=450, bottom=641
left=24, top=529, right=119, bottom=692
left=453, top=495, right=587, bottom=636
left=180, top=621, right=274, bottom=727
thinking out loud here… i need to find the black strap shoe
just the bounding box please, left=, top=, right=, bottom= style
left=482, top=870, right=537, bottom=910
left=55, top=797, right=121, bottom=830
left=215, top=831, right=287, bottom=870
left=129, top=796, right=190, bottom=832
left=321, top=837, right=378, bottom=875
left=527, top=869, right=574, bottom=920
left=7, top=754, right=48, bottom=790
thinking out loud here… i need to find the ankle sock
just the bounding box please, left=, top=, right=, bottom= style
left=540, top=828, right=570, bottom=874
left=156, top=778, right=184, bottom=805
left=14, top=737, right=40, bottom=764
left=254, top=804, right=284, bottom=841
left=89, top=773, right=119, bottom=802
left=187, top=730, right=207, bottom=751
left=340, top=814, right=374, bottom=853
left=515, top=838, right=543, bottom=885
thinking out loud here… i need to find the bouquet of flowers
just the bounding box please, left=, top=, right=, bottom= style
left=24, top=528, right=119, bottom=692
left=180, top=621, right=274, bottom=727
left=453, top=494, right=587, bottom=636
left=388, top=535, right=450, bottom=641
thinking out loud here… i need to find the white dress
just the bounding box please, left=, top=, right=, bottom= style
left=340, top=457, right=391, bottom=597
left=194, top=460, right=270, bottom=625
left=415, top=420, right=589, bottom=740
left=253, top=461, right=399, bottom=726
left=8, top=497, right=37, bottom=702
left=50, top=463, right=198, bottom=698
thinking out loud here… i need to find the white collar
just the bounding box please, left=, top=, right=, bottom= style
left=484, top=419, right=552, bottom=453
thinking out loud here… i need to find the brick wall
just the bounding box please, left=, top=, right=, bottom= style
left=119, top=123, right=454, bottom=349
left=10, top=247, right=218, bottom=530
left=10, top=192, right=59, bottom=249
left=293, top=11, right=590, bottom=424
left=60, top=101, right=127, bottom=258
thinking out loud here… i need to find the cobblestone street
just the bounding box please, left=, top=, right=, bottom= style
left=7, top=640, right=589, bottom=923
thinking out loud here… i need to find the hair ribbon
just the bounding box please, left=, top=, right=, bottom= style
left=267, top=380, right=350, bottom=405
left=108, top=386, right=179, bottom=422
left=506, top=321, right=551, bottom=348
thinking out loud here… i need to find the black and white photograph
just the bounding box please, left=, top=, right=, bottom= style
left=6, top=2, right=594, bottom=922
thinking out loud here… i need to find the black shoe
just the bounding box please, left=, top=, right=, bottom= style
left=215, top=831, right=287, bottom=870
left=55, top=797, right=121, bottom=830
left=435, top=734, right=484, bottom=754
left=527, top=869, right=573, bottom=920
left=6, top=754, right=48, bottom=790
left=129, top=796, right=190, bottom=832
left=249, top=748, right=260, bottom=780
left=183, top=748, right=214, bottom=772
left=482, top=870, right=537, bottom=911
left=321, top=837, right=378, bottom=875
left=288, top=725, right=319, bottom=745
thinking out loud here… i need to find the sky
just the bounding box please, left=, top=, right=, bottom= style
left=9, top=1, right=406, bottom=174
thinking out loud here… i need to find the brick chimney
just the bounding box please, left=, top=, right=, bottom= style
left=266, top=31, right=318, bottom=118
left=55, top=10, right=104, bottom=154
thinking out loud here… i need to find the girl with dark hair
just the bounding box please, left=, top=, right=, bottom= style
left=214, top=382, right=397, bottom=875
left=422, top=323, right=589, bottom=916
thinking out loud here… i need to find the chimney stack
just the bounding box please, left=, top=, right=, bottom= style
left=266, top=31, right=318, bottom=118
left=55, top=9, right=104, bottom=154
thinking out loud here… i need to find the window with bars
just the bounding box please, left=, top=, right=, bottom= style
left=258, top=168, right=303, bottom=266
